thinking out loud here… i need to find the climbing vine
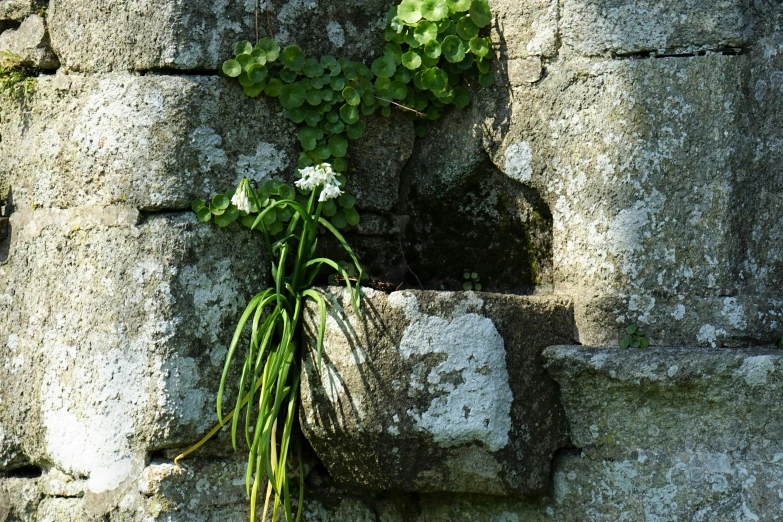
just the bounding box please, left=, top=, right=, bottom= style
left=178, top=1, right=495, bottom=521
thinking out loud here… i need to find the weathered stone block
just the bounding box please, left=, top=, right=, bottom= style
left=560, top=0, right=748, bottom=56
left=0, top=71, right=410, bottom=212
left=300, top=288, right=573, bottom=495
left=0, top=72, right=299, bottom=211
left=541, top=345, right=783, bottom=520
left=486, top=52, right=783, bottom=346
left=47, top=0, right=394, bottom=72
left=0, top=205, right=267, bottom=494
left=0, top=14, right=58, bottom=69
left=0, top=0, right=42, bottom=22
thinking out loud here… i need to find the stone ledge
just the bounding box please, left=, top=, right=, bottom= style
left=300, top=288, right=574, bottom=496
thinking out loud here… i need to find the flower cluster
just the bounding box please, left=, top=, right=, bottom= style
left=231, top=178, right=258, bottom=214
left=295, top=163, right=344, bottom=202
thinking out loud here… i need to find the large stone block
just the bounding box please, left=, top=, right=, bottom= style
left=541, top=345, right=783, bottom=520
left=0, top=71, right=410, bottom=212
left=0, top=204, right=268, bottom=495
left=487, top=53, right=783, bottom=346
left=300, top=288, right=573, bottom=495
left=560, top=0, right=749, bottom=57
left=0, top=14, right=59, bottom=69
left=0, top=72, right=299, bottom=211
left=47, top=0, right=394, bottom=72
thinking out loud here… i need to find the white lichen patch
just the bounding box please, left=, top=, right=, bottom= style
left=234, top=142, right=288, bottom=184
left=503, top=141, right=533, bottom=184
left=735, top=356, right=775, bottom=387
left=390, top=292, right=513, bottom=452
left=326, top=21, right=345, bottom=48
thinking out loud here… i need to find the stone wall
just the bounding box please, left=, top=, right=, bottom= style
left=1, top=0, right=782, bottom=520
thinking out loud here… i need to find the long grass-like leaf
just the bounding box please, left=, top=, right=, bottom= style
left=218, top=289, right=271, bottom=422
left=303, top=289, right=327, bottom=371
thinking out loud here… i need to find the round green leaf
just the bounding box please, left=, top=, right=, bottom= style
left=620, top=337, right=630, bottom=349
left=469, top=36, right=490, bottom=58
left=314, top=144, right=331, bottom=160
left=339, top=103, right=360, bottom=124
left=338, top=193, right=356, bottom=209
left=476, top=57, right=492, bottom=74
left=342, top=87, right=361, bottom=106
left=322, top=200, right=337, bottom=217
left=250, top=47, right=267, bottom=65
left=282, top=45, right=306, bottom=71
left=421, top=0, right=448, bottom=21
left=196, top=207, right=212, bottom=222
left=222, top=59, right=242, bottom=77
left=345, top=208, right=360, bottom=226
left=479, top=71, right=495, bottom=87
left=397, top=0, right=423, bottom=23
left=346, top=121, right=366, bottom=140
left=474, top=283, right=482, bottom=291
left=330, top=76, right=346, bottom=91
left=306, top=89, right=322, bottom=106
left=234, top=40, right=253, bottom=56
left=303, top=57, right=324, bottom=77
left=446, top=0, right=471, bottom=12
left=414, top=21, right=438, bottom=44
left=402, top=51, right=422, bottom=70
left=247, top=63, right=268, bottom=83
left=463, top=282, right=473, bottom=291
left=394, top=67, right=415, bottom=84
left=382, top=106, right=392, bottom=117
left=371, top=55, right=397, bottom=78
left=264, top=78, right=284, bottom=97
left=424, top=39, right=442, bottom=59
left=305, top=111, right=322, bottom=127
left=191, top=198, right=206, bottom=212
left=421, top=66, right=449, bottom=92
left=262, top=208, right=277, bottom=225
left=257, top=38, right=281, bottom=61
left=333, top=157, right=348, bottom=172
left=238, top=71, right=254, bottom=87
left=469, top=0, right=492, bottom=27
left=212, top=194, right=230, bottom=210
left=375, top=76, right=392, bottom=91
left=328, top=134, right=349, bottom=158
left=279, top=83, right=307, bottom=109
left=288, top=107, right=307, bottom=123
left=297, top=125, right=323, bottom=151
left=279, top=68, right=299, bottom=83
left=389, top=81, right=408, bottom=100
left=332, top=211, right=348, bottom=229
left=639, top=337, right=650, bottom=349
left=442, top=35, right=467, bottom=63
left=384, top=42, right=403, bottom=64
left=626, top=325, right=638, bottom=335
left=456, top=16, right=479, bottom=40
left=342, top=63, right=358, bottom=81
left=453, top=85, right=471, bottom=108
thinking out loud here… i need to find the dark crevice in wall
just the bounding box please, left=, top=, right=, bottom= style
left=1, top=464, right=44, bottom=479
left=610, top=46, right=747, bottom=61
left=0, top=20, right=21, bottom=33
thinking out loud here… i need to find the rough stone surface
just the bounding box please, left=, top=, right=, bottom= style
left=560, top=0, right=749, bottom=57
left=300, top=288, right=573, bottom=495
left=0, top=205, right=268, bottom=494
left=0, top=14, right=59, bottom=69
left=542, top=345, right=783, bottom=521
left=0, top=72, right=299, bottom=211
left=0, top=0, right=42, bottom=22
left=47, top=0, right=395, bottom=72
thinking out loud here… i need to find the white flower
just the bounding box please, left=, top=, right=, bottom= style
left=231, top=178, right=258, bottom=213
left=296, top=163, right=344, bottom=201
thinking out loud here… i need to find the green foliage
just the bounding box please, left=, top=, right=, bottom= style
left=462, top=270, right=482, bottom=291
left=185, top=173, right=362, bottom=522
left=189, top=1, right=496, bottom=519
left=219, top=0, right=495, bottom=177
left=620, top=324, right=650, bottom=349
left=0, top=51, right=36, bottom=94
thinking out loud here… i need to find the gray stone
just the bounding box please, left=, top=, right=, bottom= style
left=0, top=0, right=42, bottom=22
left=0, top=14, right=59, bottom=69
left=487, top=52, right=783, bottom=346
left=0, top=72, right=299, bottom=211
left=541, top=345, right=783, bottom=521
left=47, top=0, right=394, bottom=73
left=490, top=0, right=558, bottom=60
left=560, top=0, right=749, bottom=57
left=347, top=111, right=414, bottom=211
left=0, top=204, right=268, bottom=494
left=300, top=288, right=572, bottom=495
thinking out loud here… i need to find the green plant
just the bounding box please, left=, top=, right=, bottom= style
left=462, top=270, right=482, bottom=291
left=220, top=0, right=494, bottom=175
left=620, top=324, right=649, bottom=349
left=177, top=164, right=362, bottom=522
left=0, top=51, right=36, bottom=94
left=179, top=1, right=496, bottom=520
